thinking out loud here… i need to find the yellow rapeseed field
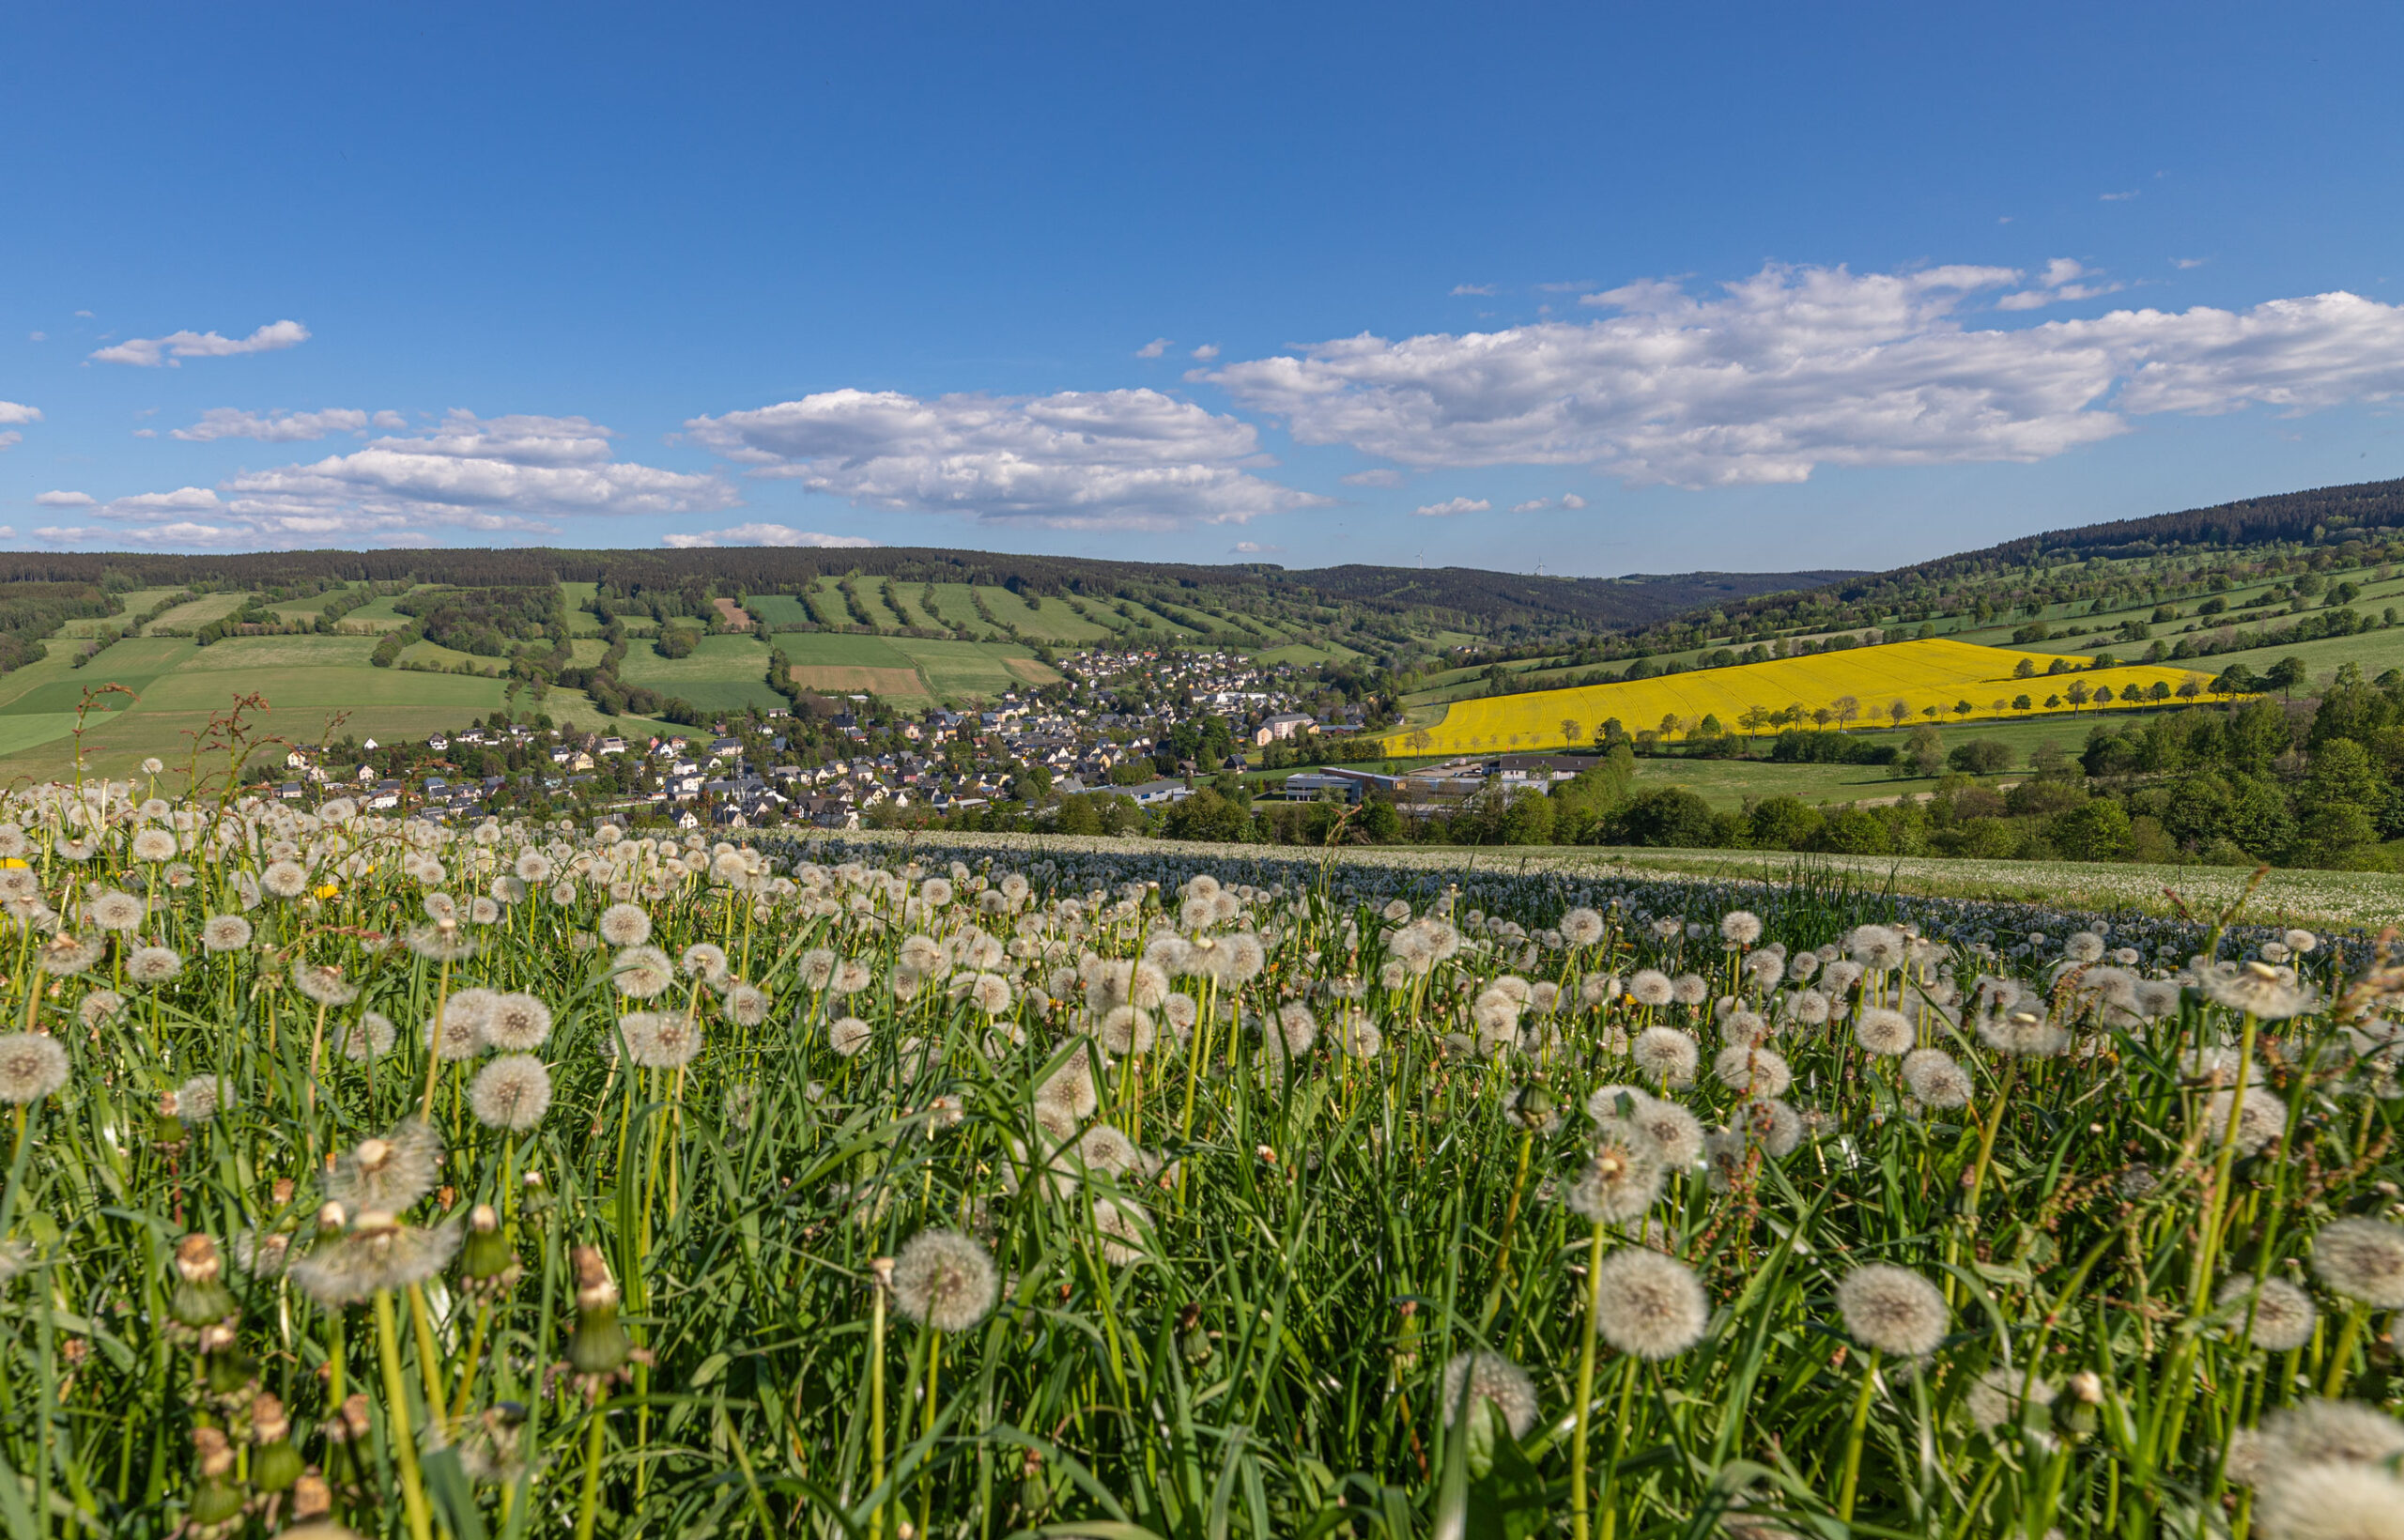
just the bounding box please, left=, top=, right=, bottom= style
left=1380, top=637, right=2218, bottom=756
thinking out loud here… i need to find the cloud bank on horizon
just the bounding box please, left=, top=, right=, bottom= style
left=23, top=261, right=2404, bottom=550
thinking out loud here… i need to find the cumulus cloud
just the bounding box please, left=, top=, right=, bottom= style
left=661, top=524, right=877, bottom=549
left=1339, top=468, right=1405, bottom=487
left=34, top=492, right=95, bottom=508
left=0, top=403, right=38, bottom=426
left=1996, top=258, right=2123, bottom=311
left=36, top=410, right=733, bottom=547
left=171, top=407, right=408, bottom=442
left=1135, top=338, right=1174, bottom=359
left=1190, top=344, right=1220, bottom=362
left=1228, top=540, right=1284, bottom=554
left=1413, top=497, right=1490, bottom=517
left=684, top=388, right=1325, bottom=530
left=1450, top=284, right=1497, bottom=297
left=90, top=319, right=311, bottom=367
left=1200, top=262, right=2404, bottom=487
left=1560, top=492, right=1587, bottom=509
left=1510, top=499, right=1550, bottom=513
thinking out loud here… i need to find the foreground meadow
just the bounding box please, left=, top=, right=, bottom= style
left=3, top=792, right=2403, bottom=1538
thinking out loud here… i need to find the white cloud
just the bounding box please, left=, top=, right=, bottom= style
left=26, top=331, right=43, bottom=343
left=34, top=491, right=95, bottom=508
left=1996, top=258, right=2124, bottom=310
left=39, top=410, right=734, bottom=547
left=1190, top=344, right=1220, bottom=362
left=0, top=435, right=18, bottom=453
left=171, top=407, right=408, bottom=442
left=73, top=310, right=92, bottom=318
left=662, top=524, right=878, bottom=549
left=1451, top=284, right=1497, bottom=297
left=89, top=319, right=311, bottom=367
left=1201, top=262, right=2404, bottom=488
left=1509, top=498, right=1550, bottom=513
left=2101, top=191, right=2139, bottom=202
left=131, top=428, right=157, bottom=439
left=0, top=403, right=39, bottom=426
left=1413, top=497, right=1490, bottom=517
left=1560, top=492, right=1587, bottom=509
left=2174, top=257, right=2209, bottom=270
left=1135, top=338, right=1174, bottom=359
left=684, top=387, right=1325, bottom=531
left=1340, top=468, right=1405, bottom=487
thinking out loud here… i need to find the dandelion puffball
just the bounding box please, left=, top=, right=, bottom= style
left=1836, top=1263, right=1949, bottom=1356
left=1592, top=1247, right=1710, bottom=1359
left=887, top=1229, right=998, bottom=1332
left=1439, top=1351, right=1537, bottom=1439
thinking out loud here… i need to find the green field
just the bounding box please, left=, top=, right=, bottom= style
left=923, top=583, right=1001, bottom=639
left=61, top=588, right=185, bottom=638
left=146, top=592, right=251, bottom=631
left=739, top=593, right=814, bottom=627
left=618, top=632, right=786, bottom=712
left=338, top=593, right=418, bottom=631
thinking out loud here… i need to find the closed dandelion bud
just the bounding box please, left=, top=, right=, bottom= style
left=169, top=1234, right=237, bottom=1329
left=1178, top=1304, right=1212, bottom=1366
left=252, top=1433, right=305, bottom=1494
left=188, top=1474, right=246, bottom=1532
left=150, top=1098, right=188, bottom=1153
left=566, top=1246, right=631, bottom=1378
left=460, top=1205, right=521, bottom=1302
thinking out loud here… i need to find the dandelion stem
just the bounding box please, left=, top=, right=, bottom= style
left=1836, top=1352, right=1879, bottom=1522
left=373, top=1288, right=435, bottom=1540
left=574, top=1392, right=608, bottom=1540
left=1569, top=1222, right=1605, bottom=1540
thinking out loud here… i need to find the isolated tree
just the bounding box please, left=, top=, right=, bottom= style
left=1559, top=717, right=1581, bottom=747
left=1888, top=700, right=1910, bottom=728
left=2092, top=685, right=2115, bottom=704
left=2267, top=655, right=2309, bottom=698
left=1739, top=703, right=1773, bottom=737
left=1833, top=695, right=1861, bottom=729
left=2065, top=682, right=2091, bottom=710
left=2044, top=694, right=2063, bottom=709
left=1951, top=700, right=1973, bottom=719
left=2012, top=694, right=2033, bottom=713
left=2148, top=681, right=2172, bottom=701
left=2012, top=656, right=2038, bottom=679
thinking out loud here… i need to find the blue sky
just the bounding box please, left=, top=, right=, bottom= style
left=5, top=1, right=2402, bottom=576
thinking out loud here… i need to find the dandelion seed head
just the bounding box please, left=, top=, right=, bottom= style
left=828, top=1016, right=874, bottom=1057
left=888, top=1229, right=998, bottom=1332
left=1855, top=1006, right=1914, bottom=1056
left=483, top=993, right=553, bottom=1052
left=172, top=1072, right=231, bottom=1123
left=1439, top=1351, right=1537, bottom=1439
left=1633, top=1025, right=1699, bottom=1086
left=0, top=1033, right=69, bottom=1104
left=126, top=945, right=181, bottom=985
left=1713, top=1044, right=1792, bottom=1099
left=2217, top=1274, right=2319, bottom=1353
left=1836, top=1263, right=1949, bottom=1356
left=597, top=902, right=652, bottom=947
left=611, top=945, right=675, bottom=999
left=325, top=1119, right=442, bottom=1213
left=1593, top=1247, right=1709, bottom=1359
left=1902, top=1049, right=1973, bottom=1109
left=469, top=1055, right=552, bottom=1132
left=2259, top=1397, right=2404, bottom=1470
left=2312, top=1219, right=2404, bottom=1308
left=1092, top=1196, right=1151, bottom=1264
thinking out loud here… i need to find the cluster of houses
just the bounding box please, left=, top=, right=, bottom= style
left=260, top=644, right=1370, bottom=829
